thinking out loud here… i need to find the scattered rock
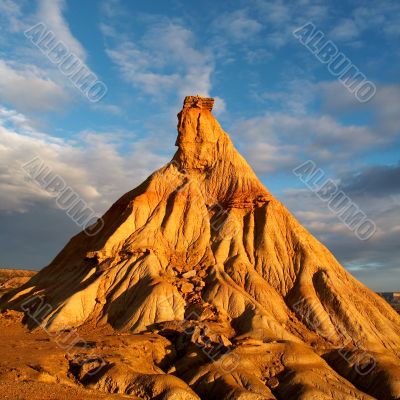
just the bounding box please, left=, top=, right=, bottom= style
left=266, top=377, right=279, bottom=389
left=182, top=271, right=196, bottom=279
left=180, top=282, right=194, bottom=294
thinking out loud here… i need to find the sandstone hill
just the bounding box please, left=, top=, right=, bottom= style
left=1, top=96, right=399, bottom=399
left=0, top=268, right=36, bottom=298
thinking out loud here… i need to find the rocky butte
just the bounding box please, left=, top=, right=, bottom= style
left=1, top=96, right=399, bottom=399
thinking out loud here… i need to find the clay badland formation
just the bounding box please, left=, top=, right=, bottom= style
left=1, top=96, right=400, bottom=399
left=0, top=269, right=36, bottom=297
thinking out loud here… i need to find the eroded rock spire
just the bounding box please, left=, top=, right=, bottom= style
left=1, top=95, right=400, bottom=399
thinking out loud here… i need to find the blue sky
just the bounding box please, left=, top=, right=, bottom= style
left=0, top=0, right=399, bottom=290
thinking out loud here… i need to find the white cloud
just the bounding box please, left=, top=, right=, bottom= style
left=254, top=79, right=317, bottom=115
left=251, top=0, right=396, bottom=49
left=0, top=0, right=24, bottom=32
left=0, top=1, right=94, bottom=114
left=106, top=41, right=179, bottom=95
left=102, top=15, right=215, bottom=99
left=255, top=0, right=292, bottom=25
left=319, top=81, right=400, bottom=139
left=243, top=80, right=400, bottom=176
left=37, top=0, right=86, bottom=60
left=353, top=2, right=400, bottom=38
left=215, top=9, right=263, bottom=41
left=331, top=18, right=360, bottom=41
left=253, top=0, right=329, bottom=47
left=0, top=106, right=168, bottom=214
left=91, top=102, right=122, bottom=115
left=231, top=111, right=376, bottom=174
left=213, top=96, right=226, bottom=116
left=281, top=184, right=400, bottom=291
left=0, top=59, right=69, bottom=112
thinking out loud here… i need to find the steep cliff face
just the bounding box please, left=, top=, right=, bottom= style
left=1, top=96, right=399, bottom=399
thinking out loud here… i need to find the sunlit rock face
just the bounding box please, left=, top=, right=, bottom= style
left=1, top=96, right=400, bottom=399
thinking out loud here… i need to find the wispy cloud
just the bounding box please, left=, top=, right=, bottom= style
left=102, top=14, right=215, bottom=99
left=252, top=0, right=329, bottom=47
left=319, top=81, right=400, bottom=138
left=0, top=59, right=69, bottom=112
left=36, top=0, right=86, bottom=60
left=0, top=0, right=94, bottom=115
left=231, top=112, right=376, bottom=174
left=214, top=9, right=263, bottom=41
left=282, top=168, right=400, bottom=291
left=330, top=18, right=360, bottom=41
left=0, top=0, right=24, bottom=32
left=0, top=106, right=168, bottom=213
left=352, top=1, right=400, bottom=38
left=340, top=163, right=400, bottom=198
left=243, top=79, right=400, bottom=176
